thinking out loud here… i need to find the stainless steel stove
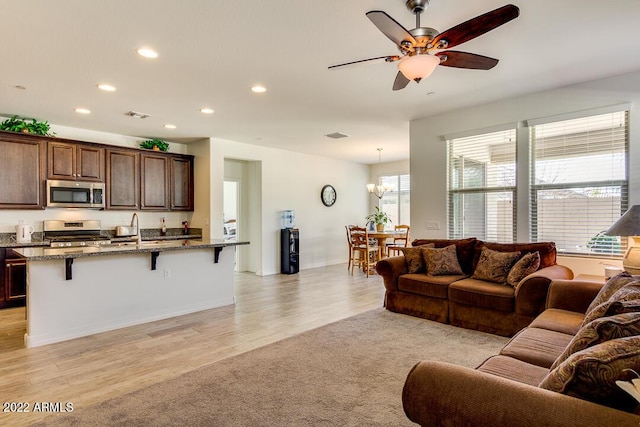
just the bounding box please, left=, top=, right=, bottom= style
left=44, top=220, right=111, bottom=248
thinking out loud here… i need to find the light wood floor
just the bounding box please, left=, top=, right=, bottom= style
left=0, top=264, right=385, bottom=426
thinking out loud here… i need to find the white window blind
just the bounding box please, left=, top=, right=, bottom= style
left=530, top=111, right=628, bottom=256
left=380, top=174, right=410, bottom=226
left=447, top=128, right=517, bottom=241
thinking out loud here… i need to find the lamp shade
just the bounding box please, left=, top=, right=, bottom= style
left=606, top=205, right=640, bottom=236
left=398, top=54, right=440, bottom=82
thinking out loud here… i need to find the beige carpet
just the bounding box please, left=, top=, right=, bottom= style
left=36, top=309, right=508, bottom=426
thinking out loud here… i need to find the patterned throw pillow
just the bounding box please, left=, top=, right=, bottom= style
left=400, top=244, right=434, bottom=274
left=422, top=245, right=464, bottom=276
left=585, top=272, right=638, bottom=314
left=506, top=251, right=541, bottom=287
left=551, top=312, right=640, bottom=370
left=472, top=247, right=521, bottom=285
left=582, top=282, right=640, bottom=326
left=540, top=336, right=640, bottom=412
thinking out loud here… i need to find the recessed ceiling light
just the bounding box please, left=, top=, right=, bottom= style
left=251, top=85, right=267, bottom=93
left=164, top=124, right=176, bottom=129
left=137, top=47, right=158, bottom=58
left=74, top=108, right=91, bottom=114
left=97, top=83, right=116, bottom=92
left=200, top=108, right=214, bottom=114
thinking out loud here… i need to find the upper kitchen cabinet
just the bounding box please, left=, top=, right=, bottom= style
left=170, top=156, right=193, bottom=211
left=106, top=148, right=139, bottom=210
left=140, top=152, right=170, bottom=210
left=48, top=141, right=104, bottom=182
left=0, top=131, right=46, bottom=209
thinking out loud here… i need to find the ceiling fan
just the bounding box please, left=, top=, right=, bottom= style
left=329, top=1, right=520, bottom=90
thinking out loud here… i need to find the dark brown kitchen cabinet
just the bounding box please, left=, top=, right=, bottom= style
left=48, top=141, right=104, bottom=182
left=0, top=249, right=26, bottom=308
left=140, top=153, right=170, bottom=210
left=170, top=156, right=193, bottom=211
left=106, top=149, right=139, bottom=210
left=0, top=131, right=46, bottom=209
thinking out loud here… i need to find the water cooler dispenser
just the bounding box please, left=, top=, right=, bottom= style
left=281, top=210, right=299, bottom=274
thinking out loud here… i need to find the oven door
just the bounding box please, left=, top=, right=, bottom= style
left=46, top=180, right=105, bottom=208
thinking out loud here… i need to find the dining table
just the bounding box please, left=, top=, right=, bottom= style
left=368, top=230, right=407, bottom=259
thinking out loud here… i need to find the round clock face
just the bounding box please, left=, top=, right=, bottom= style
left=321, top=184, right=337, bottom=207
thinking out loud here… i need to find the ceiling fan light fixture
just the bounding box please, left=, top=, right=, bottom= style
left=398, top=54, right=440, bottom=82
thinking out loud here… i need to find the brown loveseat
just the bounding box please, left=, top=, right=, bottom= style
left=376, top=238, right=574, bottom=336
left=402, top=275, right=640, bottom=426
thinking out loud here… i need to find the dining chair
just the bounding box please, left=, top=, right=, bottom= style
left=345, top=225, right=355, bottom=271
left=386, top=224, right=411, bottom=257
left=349, top=226, right=380, bottom=277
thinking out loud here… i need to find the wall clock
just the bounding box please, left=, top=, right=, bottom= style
left=321, top=184, right=337, bottom=207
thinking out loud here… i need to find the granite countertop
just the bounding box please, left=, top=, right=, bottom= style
left=13, top=239, right=249, bottom=261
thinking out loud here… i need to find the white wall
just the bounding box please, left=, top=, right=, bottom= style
left=409, top=70, right=640, bottom=276
left=215, top=139, right=370, bottom=276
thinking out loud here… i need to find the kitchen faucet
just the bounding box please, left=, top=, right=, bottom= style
left=131, top=212, right=141, bottom=243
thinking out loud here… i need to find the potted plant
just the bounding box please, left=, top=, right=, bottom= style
left=0, top=115, right=54, bottom=136
left=365, top=206, right=392, bottom=231
left=140, top=138, right=169, bottom=152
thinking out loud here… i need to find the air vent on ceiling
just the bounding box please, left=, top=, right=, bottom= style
left=125, top=110, right=151, bottom=119
left=325, top=132, right=349, bottom=140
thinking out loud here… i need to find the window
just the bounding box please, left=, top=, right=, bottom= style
left=447, top=128, right=517, bottom=242
left=379, top=174, right=410, bottom=226
left=530, top=111, right=628, bottom=256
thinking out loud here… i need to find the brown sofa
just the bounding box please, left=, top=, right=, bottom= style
left=402, top=276, right=640, bottom=427
left=376, top=238, right=574, bottom=336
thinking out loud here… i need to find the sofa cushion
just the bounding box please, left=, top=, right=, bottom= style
left=585, top=271, right=639, bottom=314
left=476, top=355, right=550, bottom=387
left=582, top=282, right=640, bottom=326
left=551, top=312, right=640, bottom=370
left=500, top=327, right=573, bottom=369
left=539, top=336, right=640, bottom=412
left=472, top=247, right=521, bottom=285
left=411, top=238, right=477, bottom=274
left=448, top=278, right=514, bottom=312
left=400, top=244, right=434, bottom=274
left=473, top=241, right=557, bottom=271
left=397, top=273, right=465, bottom=299
left=423, top=245, right=464, bottom=276
left=529, top=308, right=585, bottom=335
left=507, top=251, right=541, bottom=287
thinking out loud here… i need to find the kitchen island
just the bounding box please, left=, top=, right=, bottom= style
left=13, top=239, right=248, bottom=348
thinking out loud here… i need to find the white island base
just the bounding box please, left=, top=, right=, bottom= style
left=25, top=247, right=236, bottom=348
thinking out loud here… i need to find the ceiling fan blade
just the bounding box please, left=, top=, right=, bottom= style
left=328, top=55, right=399, bottom=69
left=392, top=71, right=410, bottom=91
left=366, top=11, right=417, bottom=47
left=431, top=4, right=519, bottom=50
left=436, top=51, right=499, bottom=70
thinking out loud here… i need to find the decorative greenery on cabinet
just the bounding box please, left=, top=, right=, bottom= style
left=0, top=115, right=54, bottom=136
left=140, top=138, right=169, bottom=152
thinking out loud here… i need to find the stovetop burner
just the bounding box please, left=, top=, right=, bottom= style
left=44, top=219, right=111, bottom=247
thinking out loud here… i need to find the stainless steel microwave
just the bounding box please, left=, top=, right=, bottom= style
left=46, top=180, right=105, bottom=209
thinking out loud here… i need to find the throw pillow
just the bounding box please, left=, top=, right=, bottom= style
left=585, top=272, right=638, bottom=314
left=472, top=247, right=521, bottom=285
left=539, top=336, right=640, bottom=412
left=422, top=245, right=464, bottom=276
left=400, top=244, right=434, bottom=274
left=582, top=282, right=640, bottom=326
left=551, top=312, right=640, bottom=370
left=506, top=251, right=541, bottom=287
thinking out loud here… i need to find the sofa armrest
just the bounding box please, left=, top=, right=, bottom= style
left=403, top=360, right=639, bottom=427
left=514, top=264, right=574, bottom=317
left=375, top=256, right=407, bottom=292
left=546, top=279, right=605, bottom=313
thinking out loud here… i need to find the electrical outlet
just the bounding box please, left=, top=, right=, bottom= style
left=163, top=269, right=171, bottom=279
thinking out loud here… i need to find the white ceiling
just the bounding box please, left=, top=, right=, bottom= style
left=2, top=1, right=640, bottom=164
